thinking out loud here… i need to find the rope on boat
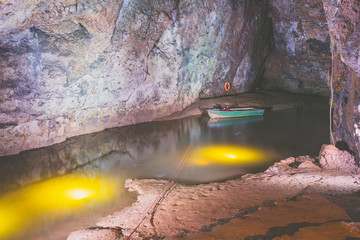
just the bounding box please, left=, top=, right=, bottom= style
left=126, top=116, right=207, bottom=240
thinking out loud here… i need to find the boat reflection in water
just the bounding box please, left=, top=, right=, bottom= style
left=207, top=116, right=264, bottom=128
left=0, top=174, right=120, bottom=240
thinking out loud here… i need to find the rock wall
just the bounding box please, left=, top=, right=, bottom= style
left=261, top=0, right=331, bottom=95
left=322, top=0, right=360, bottom=163
left=0, top=0, right=272, bottom=156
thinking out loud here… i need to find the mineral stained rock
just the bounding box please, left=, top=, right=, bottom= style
left=322, top=0, right=360, bottom=163
left=0, top=0, right=272, bottom=156
left=262, top=0, right=331, bottom=95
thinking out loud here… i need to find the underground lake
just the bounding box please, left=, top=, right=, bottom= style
left=0, top=102, right=330, bottom=240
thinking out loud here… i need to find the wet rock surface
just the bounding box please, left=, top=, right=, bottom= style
left=67, top=153, right=360, bottom=240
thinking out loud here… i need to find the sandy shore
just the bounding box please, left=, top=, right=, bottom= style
left=67, top=152, right=360, bottom=240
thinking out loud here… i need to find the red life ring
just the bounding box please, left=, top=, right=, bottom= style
left=224, top=82, right=230, bottom=91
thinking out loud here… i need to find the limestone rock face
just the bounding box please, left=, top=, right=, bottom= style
left=319, top=144, right=357, bottom=172
left=262, top=0, right=331, bottom=95
left=322, top=0, right=360, bottom=163
left=0, top=0, right=271, bottom=156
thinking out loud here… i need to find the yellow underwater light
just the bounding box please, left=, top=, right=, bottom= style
left=0, top=174, right=118, bottom=239
left=66, top=189, right=92, bottom=200
left=0, top=205, right=23, bottom=238
left=189, top=145, right=266, bottom=166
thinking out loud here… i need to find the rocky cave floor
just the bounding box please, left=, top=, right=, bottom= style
left=68, top=150, right=360, bottom=240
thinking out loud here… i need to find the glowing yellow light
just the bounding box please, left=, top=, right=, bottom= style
left=189, top=145, right=266, bottom=166
left=0, top=174, right=119, bottom=239
left=67, top=189, right=91, bottom=200
left=0, top=205, right=24, bottom=239
left=224, top=153, right=237, bottom=159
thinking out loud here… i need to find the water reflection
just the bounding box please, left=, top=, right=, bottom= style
left=207, top=116, right=264, bottom=128
left=0, top=103, right=329, bottom=193
left=0, top=103, right=329, bottom=239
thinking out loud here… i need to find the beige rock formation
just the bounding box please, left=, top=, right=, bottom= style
left=319, top=144, right=357, bottom=172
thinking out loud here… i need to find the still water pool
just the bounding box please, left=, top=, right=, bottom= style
left=0, top=103, right=329, bottom=239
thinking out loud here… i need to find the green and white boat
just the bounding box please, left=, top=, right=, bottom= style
left=207, top=107, right=265, bottom=119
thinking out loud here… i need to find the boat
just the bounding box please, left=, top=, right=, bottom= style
left=207, top=107, right=265, bottom=119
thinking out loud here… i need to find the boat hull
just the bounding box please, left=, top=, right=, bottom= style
left=207, top=109, right=264, bottom=119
